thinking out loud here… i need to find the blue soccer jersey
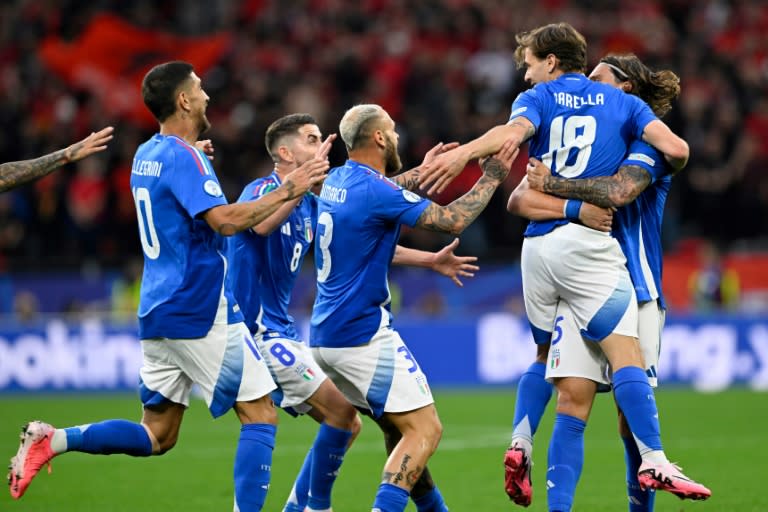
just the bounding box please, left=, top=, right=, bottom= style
left=228, top=171, right=317, bottom=338
left=130, top=134, right=243, bottom=339
left=310, top=160, right=430, bottom=348
left=612, top=140, right=672, bottom=309
left=509, top=73, right=658, bottom=237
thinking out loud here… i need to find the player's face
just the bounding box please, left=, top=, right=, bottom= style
left=588, top=63, right=624, bottom=89
left=523, top=47, right=551, bottom=85
left=187, top=72, right=211, bottom=134
left=289, top=124, right=323, bottom=166
left=382, top=116, right=402, bottom=176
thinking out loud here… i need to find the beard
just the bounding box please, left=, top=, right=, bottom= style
left=384, top=136, right=402, bottom=176
left=197, top=113, right=211, bottom=134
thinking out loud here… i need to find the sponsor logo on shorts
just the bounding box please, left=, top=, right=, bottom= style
left=550, top=348, right=560, bottom=369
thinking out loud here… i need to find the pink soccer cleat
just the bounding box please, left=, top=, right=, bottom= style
left=7, top=421, right=57, bottom=499
left=504, top=445, right=532, bottom=507
left=637, top=461, right=711, bottom=501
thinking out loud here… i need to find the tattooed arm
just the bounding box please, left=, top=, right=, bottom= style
left=419, top=118, right=533, bottom=195
left=0, top=126, right=114, bottom=193
left=415, top=139, right=517, bottom=235
left=391, top=141, right=459, bottom=192
left=526, top=159, right=652, bottom=208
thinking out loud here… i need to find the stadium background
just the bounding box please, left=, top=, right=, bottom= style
left=1, top=1, right=767, bottom=510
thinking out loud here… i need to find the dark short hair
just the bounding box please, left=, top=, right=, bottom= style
left=514, top=22, right=587, bottom=74
left=264, top=113, right=317, bottom=161
left=141, top=61, right=194, bottom=122
left=600, top=54, right=681, bottom=118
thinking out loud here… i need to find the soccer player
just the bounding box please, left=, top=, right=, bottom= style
left=416, top=22, right=709, bottom=509
left=230, top=113, right=480, bottom=512
left=7, top=61, right=328, bottom=511
left=0, top=126, right=114, bottom=193
left=510, top=53, right=688, bottom=511
left=309, top=103, right=515, bottom=512
left=229, top=113, right=359, bottom=512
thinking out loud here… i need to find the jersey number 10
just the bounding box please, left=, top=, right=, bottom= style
left=133, top=187, right=160, bottom=259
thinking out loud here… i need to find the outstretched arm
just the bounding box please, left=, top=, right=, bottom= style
left=391, top=142, right=459, bottom=191
left=0, top=126, right=114, bottom=193
left=393, top=238, right=479, bottom=287
left=204, top=156, right=328, bottom=236
left=415, top=139, right=518, bottom=235
left=526, top=158, right=651, bottom=208
left=418, top=118, right=533, bottom=195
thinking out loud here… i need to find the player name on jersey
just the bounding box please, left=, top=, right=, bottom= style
left=131, top=159, right=163, bottom=177
left=320, top=184, right=347, bottom=203
left=552, top=92, right=605, bottom=109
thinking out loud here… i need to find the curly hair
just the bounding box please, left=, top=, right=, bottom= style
left=600, top=54, right=680, bottom=118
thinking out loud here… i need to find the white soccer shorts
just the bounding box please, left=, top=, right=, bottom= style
left=521, top=222, right=638, bottom=344
left=259, top=333, right=327, bottom=411
left=139, top=297, right=276, bottom=418
left=311, top=326, right=434, bottom=419
left=545, top=299, right=664, bottom=388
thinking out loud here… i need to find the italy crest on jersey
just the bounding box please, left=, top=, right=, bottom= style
left=304, top=217, right=313, bottom=243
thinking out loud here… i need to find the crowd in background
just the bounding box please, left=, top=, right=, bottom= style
left=0, top=0, right=766, bottom=278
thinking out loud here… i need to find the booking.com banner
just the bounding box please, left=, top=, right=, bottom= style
left=0, top=314, right=766, bottom=392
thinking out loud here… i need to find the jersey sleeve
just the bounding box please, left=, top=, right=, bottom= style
left=170, top=145, right=227, bottom=217
left=623, top=140, right=669, bottom=184
left=367, top=174, right=430, bottom=227
left=508, top=88, right=541, bottom=130
left=626, top=95, right=659, bottom=140
left=248, top=177, right=280, bottom=200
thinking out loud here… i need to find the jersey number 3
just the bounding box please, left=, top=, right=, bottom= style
left=133, top=187, right=160, bottom=259
left=316, top=211, right=333, bottom=283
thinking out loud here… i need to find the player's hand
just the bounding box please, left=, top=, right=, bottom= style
left=479, top=138, right=518, bottom=184
left=580, top=202, right=614, bottom=232
left=64, top=126, right=114, bottom=163
left=526, top=157, right=552, bottom=192
left=431, top=238, right=479, bottom=287
left=283, top=157, right=329, bottom=199
left=418, top=145, right=470, bottom=196
left=196, top=139, right=215, bottom=160
left=420, top=141, right=460, bottom=169
left=315, top=133, right=337, bottom=160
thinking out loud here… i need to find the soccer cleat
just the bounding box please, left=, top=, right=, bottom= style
left=504, top=445, right=532, bottom=507
left=637, top=461, right=711, bottom=500
left=8, top=421, right=57, bottom=499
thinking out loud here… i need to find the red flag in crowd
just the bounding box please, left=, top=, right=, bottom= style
left=38, top=14, right=232, bottom=127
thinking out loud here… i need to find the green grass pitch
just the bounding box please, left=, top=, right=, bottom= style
left=2, top=388, right=765, bottom=511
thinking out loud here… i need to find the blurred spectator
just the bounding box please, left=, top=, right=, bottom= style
left=688, top=241, right=740, bottom=312
left=13, top=290, right=39, bottom=323
left=0, top=0, right=765, bottom=276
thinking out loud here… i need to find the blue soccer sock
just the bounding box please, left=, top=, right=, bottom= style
left=511, top=362, right=553, bottom=451
left=613, top=367, right=663, bottom=455
left=234, top=423, right=276, bottom=512
left=285, top=449, right=312, bottom=511
left=412, top=485, right=449, bottom=512
left=61, top=420, right=152, bottom=456
left=306, top=423, right=352, bottom=511
left=622, top=434, right=655, bottom=512
left=546, top=413, right=586, bottom=512
left=373, top=483, right=409, bottom=512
